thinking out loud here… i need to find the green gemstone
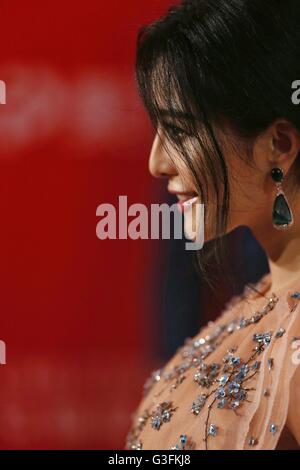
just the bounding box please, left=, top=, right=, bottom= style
left=273, top=194, right=292, bottom=227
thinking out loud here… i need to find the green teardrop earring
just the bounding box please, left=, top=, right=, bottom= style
left=271, top=167, right=294, bottom=230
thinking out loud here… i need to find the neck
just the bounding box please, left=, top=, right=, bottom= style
left=252, top=195, right=300, bottom=294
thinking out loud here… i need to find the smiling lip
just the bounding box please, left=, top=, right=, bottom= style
left=168, top=188, right=198, bottom=201
left=168, top=188, right=198, bottom=213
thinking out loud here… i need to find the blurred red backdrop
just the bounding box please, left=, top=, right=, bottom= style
left=0, top=0, right=174, bottom=449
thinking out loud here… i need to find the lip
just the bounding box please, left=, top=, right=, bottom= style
left=168, top=187, right=197, bottom=198
left=168, top=187, right=198, bottom=213
left=168, top=187, right=198, bottom=202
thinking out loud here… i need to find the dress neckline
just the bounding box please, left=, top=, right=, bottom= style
left=244, top=271, right=300, bottom=302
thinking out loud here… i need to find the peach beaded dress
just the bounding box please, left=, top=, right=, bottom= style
left=125, top=273, right=300, bottom=450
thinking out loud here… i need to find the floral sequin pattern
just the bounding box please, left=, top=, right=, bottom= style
left=146, top=293, right=279, bottom=405
left=151, top=401, right=177, bottom=431
left=194, top=325, right=289, bottom=449
left=192, top=336, right=270, bottom=449
left=125, top=285, right=300, bottom=450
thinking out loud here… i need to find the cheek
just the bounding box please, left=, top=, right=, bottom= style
left=227, top=172, right=272, bottom=233
left=175, top=160, right=198, bottom=191
left=228, top=158, right=266, bottom=212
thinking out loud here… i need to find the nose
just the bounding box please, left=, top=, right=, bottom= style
left=148, top=132, right=177, bottom=179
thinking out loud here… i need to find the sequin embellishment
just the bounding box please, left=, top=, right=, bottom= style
left=287, top=291, right=300, bottom=312
left=248, top=437, right=258, bottom=446
left=270, top=424, right=278, bottom=435
left=125, top=281, right=294, bottom=450
left=170, top=434, right=195, bottom=450
left=151, top=401, right=177, bottom=431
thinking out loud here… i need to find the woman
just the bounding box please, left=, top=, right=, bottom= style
left=126, top=0, right=300, bottom=450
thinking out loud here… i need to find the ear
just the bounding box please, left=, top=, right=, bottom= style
left=270, top=120, right=300, bottom=169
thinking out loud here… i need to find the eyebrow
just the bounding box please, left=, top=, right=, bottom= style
left=158, top=108, right=195, bottom=121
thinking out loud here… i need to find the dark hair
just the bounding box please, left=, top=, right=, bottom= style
left=135, top=0, right=300, bottom=292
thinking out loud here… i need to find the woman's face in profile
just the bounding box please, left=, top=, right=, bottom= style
left=149, top=129, right=201, bottom=241
left=148, top=122, right=289, bottom=243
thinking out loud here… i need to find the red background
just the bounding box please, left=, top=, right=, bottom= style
left=0, top=0, right=175, bottom=449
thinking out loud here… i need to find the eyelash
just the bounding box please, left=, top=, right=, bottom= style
left=164, top=123, right=188, bottom=141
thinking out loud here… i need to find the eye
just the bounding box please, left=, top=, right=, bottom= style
left=164, top=123, right=188, bottom=141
